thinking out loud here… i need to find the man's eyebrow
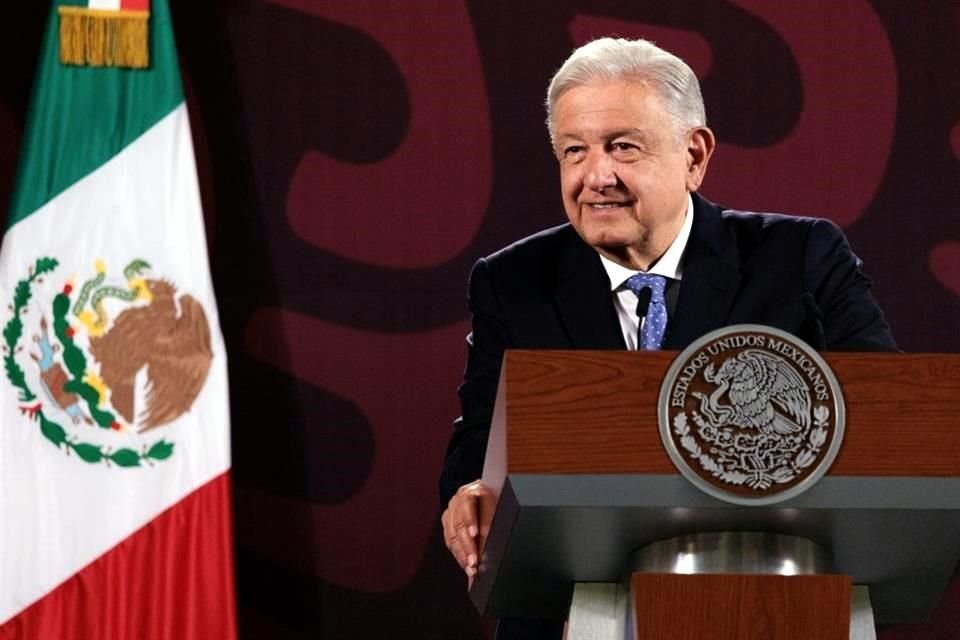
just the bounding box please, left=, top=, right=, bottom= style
left=554, top=128, right=659, bottom=144
left=552, top=128, right=666, bottom=154
left=608, top=128, right=658, bottom=144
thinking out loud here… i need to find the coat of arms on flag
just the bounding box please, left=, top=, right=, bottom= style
left=59, top=0, right=151, bottom=68
left=3, top=255, right=214, bottom=467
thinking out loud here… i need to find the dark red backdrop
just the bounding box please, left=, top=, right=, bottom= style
left=2, top=1, right=959, bottom=638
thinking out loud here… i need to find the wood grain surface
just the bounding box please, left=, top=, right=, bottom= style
left=497, top=350, right=960, bottom=476
left=631, top=573, right=851, bottom=640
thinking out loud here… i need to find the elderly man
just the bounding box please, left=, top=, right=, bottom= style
left=440, top=37, right=896, bottom=639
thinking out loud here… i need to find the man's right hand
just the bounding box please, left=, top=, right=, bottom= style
left=441, top=480, right=496, bottom=585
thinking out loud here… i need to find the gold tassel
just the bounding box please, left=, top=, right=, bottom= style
left=59, top=7, right=150, bottom=69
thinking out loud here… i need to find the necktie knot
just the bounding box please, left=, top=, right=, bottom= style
left=625, top=273, right=667, bottom=302
left=623, top=273, right=668, bottom=351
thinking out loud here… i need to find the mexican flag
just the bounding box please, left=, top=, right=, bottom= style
left=0, top=1, right=236, bottom=638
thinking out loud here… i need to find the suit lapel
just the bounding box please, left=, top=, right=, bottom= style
left=663, top=194, right=742, bottom=349
left=552, top=229, right=626, bottom=349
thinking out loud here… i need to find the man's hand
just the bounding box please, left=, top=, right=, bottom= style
left=441, top=480, right=496, bottom=585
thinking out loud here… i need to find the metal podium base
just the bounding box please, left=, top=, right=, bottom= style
left=567, top=532, right=876, bottom=640
left=626, top=531, right=833, bottom=576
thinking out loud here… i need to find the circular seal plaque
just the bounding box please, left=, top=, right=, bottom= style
left=658, top=324, right=845, bottom=505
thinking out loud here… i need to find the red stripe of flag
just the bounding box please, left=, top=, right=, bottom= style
left=0, top=473, right=236, bottom=640
left=120, top=0, right=150, bottom=10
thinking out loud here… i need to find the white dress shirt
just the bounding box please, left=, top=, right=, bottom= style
left=598, top=195, right=694, bottom=350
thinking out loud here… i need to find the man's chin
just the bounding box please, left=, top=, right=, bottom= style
left=583, top=231, right=634, bottom=253
left=573, top=227, right=642, bottom=265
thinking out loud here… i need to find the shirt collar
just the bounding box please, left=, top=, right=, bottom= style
left=599, top=193, right=694, bottom=291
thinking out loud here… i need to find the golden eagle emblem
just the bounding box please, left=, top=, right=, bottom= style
left=44, top=258, right=214, bottom=433
left=88, top=278, right=212, bottom=431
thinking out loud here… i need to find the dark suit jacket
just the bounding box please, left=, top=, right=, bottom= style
left=440, top=193, right=896, bottom=505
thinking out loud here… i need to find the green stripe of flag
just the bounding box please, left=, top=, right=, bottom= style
left=6, top=0, right=184, bottom=230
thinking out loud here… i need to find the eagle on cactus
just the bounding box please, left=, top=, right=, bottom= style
left=75, top=259, right=212, bottom=432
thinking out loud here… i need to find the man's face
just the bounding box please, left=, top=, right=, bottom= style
left=552, top=81, right=713, bottom=269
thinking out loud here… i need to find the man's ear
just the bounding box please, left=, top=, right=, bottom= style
left=686, top=126, right=716, bottom=192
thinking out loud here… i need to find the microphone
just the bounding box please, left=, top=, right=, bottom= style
left=635, top=286, right=652, bottom=318
left=801, top=293, right=826, bottom=350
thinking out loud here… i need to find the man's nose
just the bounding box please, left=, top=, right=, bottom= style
left=582, top=152, right=617, bottom=191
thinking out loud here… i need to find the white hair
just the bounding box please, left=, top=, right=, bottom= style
left=545, top=37, right=706, bottom=143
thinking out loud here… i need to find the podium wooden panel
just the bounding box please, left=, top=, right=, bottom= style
left=630, top=574, right=851, bottom=640
left=489, top=351, right=960, bottom=479
left=471, top=350, right=960, bottom=627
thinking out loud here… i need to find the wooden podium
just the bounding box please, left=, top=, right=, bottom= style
left=469, top=350, right=960, bottom=639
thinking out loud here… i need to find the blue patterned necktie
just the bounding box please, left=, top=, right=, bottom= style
left=624, top=273, right=668, bottom=350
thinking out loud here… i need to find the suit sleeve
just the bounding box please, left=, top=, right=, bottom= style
left=804, top=219, right=898, bottom=351
left=439, top=257, right=512, bottom=505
